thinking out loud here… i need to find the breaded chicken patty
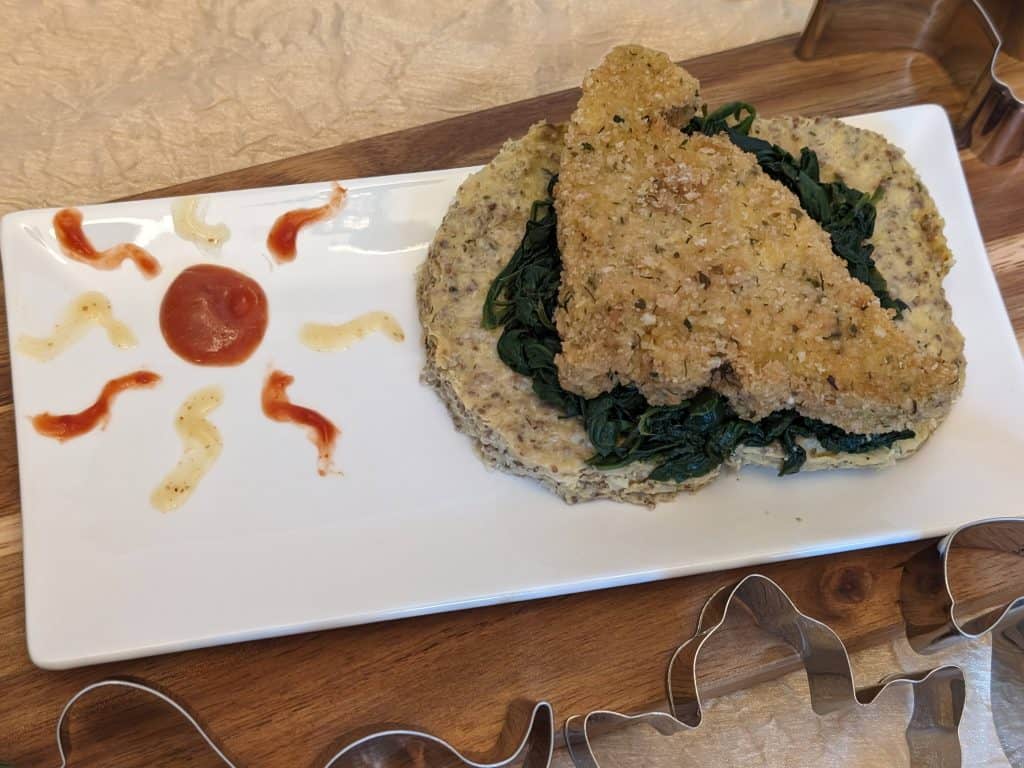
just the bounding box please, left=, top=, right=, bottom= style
left=553, top=45, right=961, bottom=435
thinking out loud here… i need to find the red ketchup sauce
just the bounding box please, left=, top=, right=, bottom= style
left=261, top=370, right=339, bottom=475
left=53, top=208, right=161, bottom=278
left=266, top=183, right=347, bottom=263
left=160, top=264, right=269, bottom=366
left=32, top=371, right=161, bottom=441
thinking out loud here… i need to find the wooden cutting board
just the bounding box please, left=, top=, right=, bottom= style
left=2, top=35, right=1023, bottom=766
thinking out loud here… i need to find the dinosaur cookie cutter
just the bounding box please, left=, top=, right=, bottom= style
left=797, top=0, right=1023, bottom=164
left=52, top=679, right=554, bottom=768
left=564, top=574, right=967, bottom=768
left=901, top=517, right=1024, bottom=766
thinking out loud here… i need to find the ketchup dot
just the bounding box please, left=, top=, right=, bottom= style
left=160, top=264, right=268, bottom=366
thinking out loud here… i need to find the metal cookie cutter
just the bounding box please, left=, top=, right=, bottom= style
left=565, top=574, right=966, bottom=768
left=53, top=679, right=554, bottom=768
left=797, top=0, right=1023, bottom=164
left=902, top=517, right=1024, bottom=766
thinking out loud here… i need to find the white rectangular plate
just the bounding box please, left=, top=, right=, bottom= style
left=4, top=104, right=1023, bottom=669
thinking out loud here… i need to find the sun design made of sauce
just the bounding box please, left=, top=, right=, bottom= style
left=24, top=184, right=406, bottom=512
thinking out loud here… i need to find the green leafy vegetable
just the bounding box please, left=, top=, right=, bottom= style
left=686, top=102, right=907, bottom=315
left=483, top=178, right=584, bottom=417
left=685, top=101, right=758, bottom=137
left=480, top=104, right=915, bottom=483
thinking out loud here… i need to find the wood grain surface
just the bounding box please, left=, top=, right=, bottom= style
left=2, top=35, right=1023, bottom=766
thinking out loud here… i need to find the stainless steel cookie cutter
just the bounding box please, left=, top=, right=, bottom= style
left=46, top=522, right=1024, bottom=766
left=901, top=517, right=1024, bottom=766
left=797, top=0, right=1023, bottom=164
left=53, top=679, right=554, bottom=768
left=564, top=574, right=966, bottom=768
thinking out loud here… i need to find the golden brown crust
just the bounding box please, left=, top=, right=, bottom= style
left=553, top=45, right=962, bottom=435
left=417, top=122, right=714, bottom=505
left=750, top=115, right=964, bottom=381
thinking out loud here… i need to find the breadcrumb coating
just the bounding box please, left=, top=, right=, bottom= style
left=554, top=45, right=961, bottom=434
